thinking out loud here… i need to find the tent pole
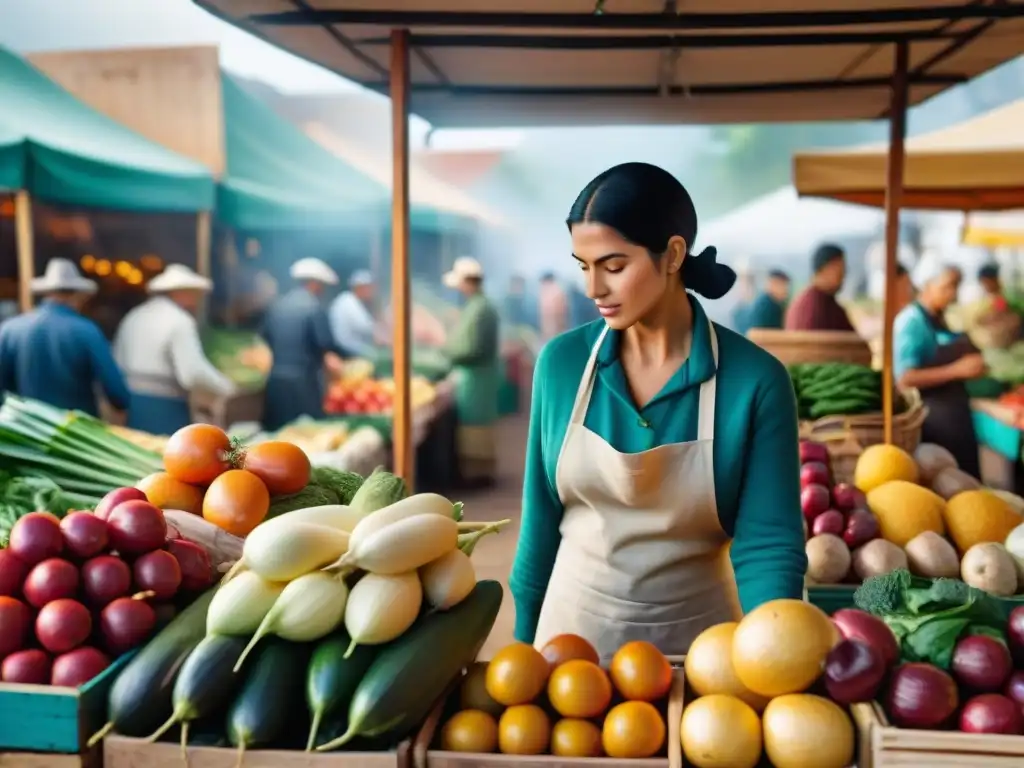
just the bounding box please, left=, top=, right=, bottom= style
left=196, top=211, right=213, bottom=324
left=390, top=28, right=414, bottom=489
left=881, top=42, right=909, bottom=444
left=14, top=191, right=35, bottom=313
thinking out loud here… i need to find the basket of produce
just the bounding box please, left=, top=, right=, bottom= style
left=792, top=363, right=927, bottom=485
left=747, top=329, right=873, bottom=366
left=412, top=638, right=684, bottom=766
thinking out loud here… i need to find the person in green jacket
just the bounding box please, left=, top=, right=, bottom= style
left=442, top=256, right=502, bottom=488
left=509, top=162, right=807, bottom=663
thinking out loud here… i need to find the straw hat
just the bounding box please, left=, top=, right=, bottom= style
left=443, top=256, right=484, bottom=289
left=31, top=259, right=97, bottom=294
left=290, top=258, right=339, bottom=285
left=148, top=264, right=213, bottom=293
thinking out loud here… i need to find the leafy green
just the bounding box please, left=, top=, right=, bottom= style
left=0, top=472, right=89, bottom=547
left=853, top=569, right=1006, bottom=669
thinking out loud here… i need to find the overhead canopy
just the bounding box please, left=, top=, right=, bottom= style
left=963, top=210, right=1024, bottom=247
left=194, top=1, right=1024, bottom=127
left=220, top=72, right=475, bottom=231
left=794, top=98, right=1024, bottom=210
left=0, top=47, right=214, bottom=212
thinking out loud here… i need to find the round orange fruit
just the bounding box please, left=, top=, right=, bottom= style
left=498, top=704, right=551, bottom=755
left=540, top=633, right=599, bottom=669
left=547, top=659, right=612, bottom=718
left=486, top=643, right=550, bottom=706
left=440, top=709, right=498, bottom=753
left=551, top=718, right=603, bottom=757
left=136, top=472, right=204, bottom=516
left=609, top=641, right=673, bottom=701
left=602, top=700, right=666, bottom=759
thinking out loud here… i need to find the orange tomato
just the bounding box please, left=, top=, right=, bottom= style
left=540, top=633, right=599, bottom=669
left=551, top=718, right=603, bottom=757
left=136, top=472, right=204, bottom=516
left=602, top=701, right=666, bottom=759
left=163, top=424, right=232, bottom=485
left=547, top=660, right=612, bottom=718
left=242, top=441, right=311, bottom=495
left=202, top=469, right=269, bottom=536
left=485, top=643, right=549, bottom=706
left=609, top=641, right=673, bottom=702
left=498, top=704, right=550, bottom=755
left=440, top=710, right=498, bottom=753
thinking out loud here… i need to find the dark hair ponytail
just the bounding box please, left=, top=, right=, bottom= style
left=566, top=162, right=735, bottom=300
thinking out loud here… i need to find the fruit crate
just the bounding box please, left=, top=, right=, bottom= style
left=851, top=701, right=1024, bottom=767
left=409, top=668, right=685, bottom=768
left=102, top=735, right=413, bottom=768
left=0, top=651, right=135, bottom=759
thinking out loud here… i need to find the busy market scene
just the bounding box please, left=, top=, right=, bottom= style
left=3, top=1, right=1024, bottom=767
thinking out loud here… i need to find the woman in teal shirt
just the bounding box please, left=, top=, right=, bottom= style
left=509, top=162, right=807, bottom=662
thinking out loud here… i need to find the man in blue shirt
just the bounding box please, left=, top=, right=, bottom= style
left=0, top=259, right=129, bottom=417
left=745, top=270, right=791, bottom=331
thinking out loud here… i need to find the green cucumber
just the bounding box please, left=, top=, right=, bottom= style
left=145, top=634, right=248, bottom=747
left=227, top=639, right=309, bottom=759
left=88, top=587, right=217, bottom=745
left=316, top=579, right=503, bottom=752
left=306, top=629, right=379, bottom=751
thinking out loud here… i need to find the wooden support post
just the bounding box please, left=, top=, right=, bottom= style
left=390, top=28, right=414, bottom=489
left=881, top=42, right=909, bottom=444
left=196, top=210, right=213, bottom=324
left=14, top=191, right=34, bottom=313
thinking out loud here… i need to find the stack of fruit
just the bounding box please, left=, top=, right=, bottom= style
left=0, top=491, right=212, bottom=687
left=324, top=375, right=435, bottom=415
left=438, top=635, right=675, bottom=758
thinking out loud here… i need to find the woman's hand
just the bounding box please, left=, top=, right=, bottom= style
left=951, top=353, right=986, bottom=380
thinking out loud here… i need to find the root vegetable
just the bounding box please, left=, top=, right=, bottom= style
left=805, top=534, right=851, bottom=584
left=51, top=647, right=110, bottom=688
left=8, top=512, right=64, bottom=565
left=132, top=550, right=181, bottom=600
left=961, top=543, right=1018, bottom=597
left=914, top=443, right=958, bottom=485
left=36, top=598, right=92, bottom=654
left=2, top=649, right=52, bottom=684
left=343, top=572, right=422, bottom=657
left=852, top=539, right=908, bottom=581
left=346, top=493, right=461, bottom=545
left=904, top=531, right=960, bottom=578
left=60, top=512, right=109, bottom=559
left=94, top=487, right=147, bottom=521
left=812, top=510, right=845, bottom=537
left=0, top=549, right=28, bottom=596
left=421, top=548, right=477, bottom=610
left=0, top=596, right=32, bottom=657
left=799, top=441, right=829, bottom=464
left=801, top=462, right=831, bottom=489
left=23, top=558, right=80, bottom=608
left=842, top=509, right=881, bottom=549
left=329, top=512, right=459, bottom=575
left=107, top=500, right=167, bottom=554
left=206, top=569, right=285, bottom=636
left=100, top=594, right=157, bottom=654
left=801, top=484, right=831, bottom=523
left=81, top=555, right=131, bottom=608
left=236, top=521, right=349, bottom=582
left=831, top=484, right=867, bottom=513
left=165, top=539, right=213, bottom=591
left=932, top=467, right=982, bottom=500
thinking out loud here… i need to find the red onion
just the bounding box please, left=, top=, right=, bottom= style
left=825, top=639, right=886, bottom=704
left=1002, top=670, right=1024, bottom=715
left=801, top=484, right=832, bottom=523
left=886, top=663, right=958, bottom=730
left=843, top=509, right=881, bottom=549
left=960, top=694, right=1024, bottom=735
left=801, top=461, right=831, bottom=489
left=812, top=510, right=845, bottom=537
left=1007, top=607, right=1024, bottom=668
left=951, top=635, right=1013, bottom=692
left=832, top=609, right=900, bottom=669
left=832, top=483, right=868, bottom=513
left=800, top=440, right=830, bottom=465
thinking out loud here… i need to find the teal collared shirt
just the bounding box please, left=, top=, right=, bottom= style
left=893, top=302, right=957, bottom=381
left=510, top=296, right=807, bottom=642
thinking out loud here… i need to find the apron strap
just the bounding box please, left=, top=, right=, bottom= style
left=697, top=323, right=719, bottom=442
left=556, top=324, right=610, bottom=464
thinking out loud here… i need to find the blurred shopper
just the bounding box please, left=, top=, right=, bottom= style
left=539, top=272, right=569, bottom=341
left=262, top=258, right=345, bottom=431
left=0, top=259, right=129, bottom=417
left=785, top=244, right=857, bottom=332
left=442, top=257, right=502, bottom=488
left=329, top=269, right=380, bottom=358
left=962, top=263, right=1020, bottom=349
left=745, top=270, right=791, bottom=331
left=730, top=270, right=757, bottom=333
left=503, top=274, right=531, bottom=328
left=895, top=264, right=983, bottom=477
left=115, top=264, right=234, bottom=434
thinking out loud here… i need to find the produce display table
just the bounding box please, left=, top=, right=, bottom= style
left=971, top=399, right=1024, bottom=493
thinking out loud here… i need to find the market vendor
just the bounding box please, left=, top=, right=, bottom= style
left=114, top=264, right=236, bottom=434
left=441, top=256, right=502, bottom=488
left=784, top=244, right=857, bottom=332
left=329, top=269, right=380, bottom=358
left=509, top=162, right=806, bottom=663
left=894, top=263, right=984, bottom=477
left=261, top=257, right=346, bottom=431
left=0, top=259, right=129, bottom=417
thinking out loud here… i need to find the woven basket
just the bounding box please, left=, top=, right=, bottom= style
left=747, top=329, right=873, bottom=366
left=799, top=388, right=929, bottom=485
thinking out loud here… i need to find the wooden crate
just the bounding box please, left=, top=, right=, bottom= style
left=0, top=753, right=99, bottom=768
left=0, top=652, right=134, bottom=754
left=103, top=735, right=412, bottom=768
left=410, top=668, right=685, bottom=768
left=852, top=701, right=1024, bottom=767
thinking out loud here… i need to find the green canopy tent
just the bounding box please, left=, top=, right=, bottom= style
left=0, top=47, right=216, bottom=311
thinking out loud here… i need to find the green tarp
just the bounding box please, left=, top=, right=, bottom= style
left=219, top=73, right=468, bottom=233
left=0, top=48, right=215, bottom=212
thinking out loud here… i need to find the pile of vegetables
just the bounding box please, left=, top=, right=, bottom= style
left=438, top=636, right=674, bottom=758
left=0, top=488, right=213, bottom=687
left=984, top=342, right=1024, bottom=386
left=789, top=363, right=905, bottom=420
left=89, top=479, right=511, bottom=758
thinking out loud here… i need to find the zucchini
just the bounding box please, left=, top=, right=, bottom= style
left=88, top=587, right=217, bottom=745
left=306, top=628, right=379, bottom=750
left=316, top=579, right=503, bottom=752
left=227, top=638, right=309, bottom=759
left=145, top=634, right=248, bottom=746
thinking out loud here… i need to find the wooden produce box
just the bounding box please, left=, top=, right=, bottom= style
left=852, top=701, right=1024, bottom=767
left=0, top=652, right=134, bottom=759
left=409, top=669, right=685, bottom=768
left=103, top=735, right=413, bottom=768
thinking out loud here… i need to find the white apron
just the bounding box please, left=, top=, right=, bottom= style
left=533, top=322, right=742, bottom=664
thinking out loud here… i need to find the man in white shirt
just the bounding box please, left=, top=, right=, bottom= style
left=114, top=264, right=235, bottom=435
left=329, top=269, right=378, bottom=358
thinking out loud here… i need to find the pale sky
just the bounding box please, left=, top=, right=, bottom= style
left=0, top=0, right=522, bottom=150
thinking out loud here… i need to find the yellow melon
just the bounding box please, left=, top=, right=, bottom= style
left=854, top=444, right=919, bottom=493
left=866, top=480, right=945, bottom=547
left=684, top=623, right=769, bottom=711
left=763, top=694, right=854, bottom=768
left=731, top=599, right=839, bottom=698
left=680, top=695, right=762, bottom=768
left=944, top=489, right=1023, bottom=553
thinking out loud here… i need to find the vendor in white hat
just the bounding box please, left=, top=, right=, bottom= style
left=0, top=258, right=129, bottom=417
left=328, top=269, right=380, bottom=358
left=261, top=257, right=346, bottom=430
left=441, top=257, right=502, bottom=488
left=113, top=264, right=236, bottom=435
